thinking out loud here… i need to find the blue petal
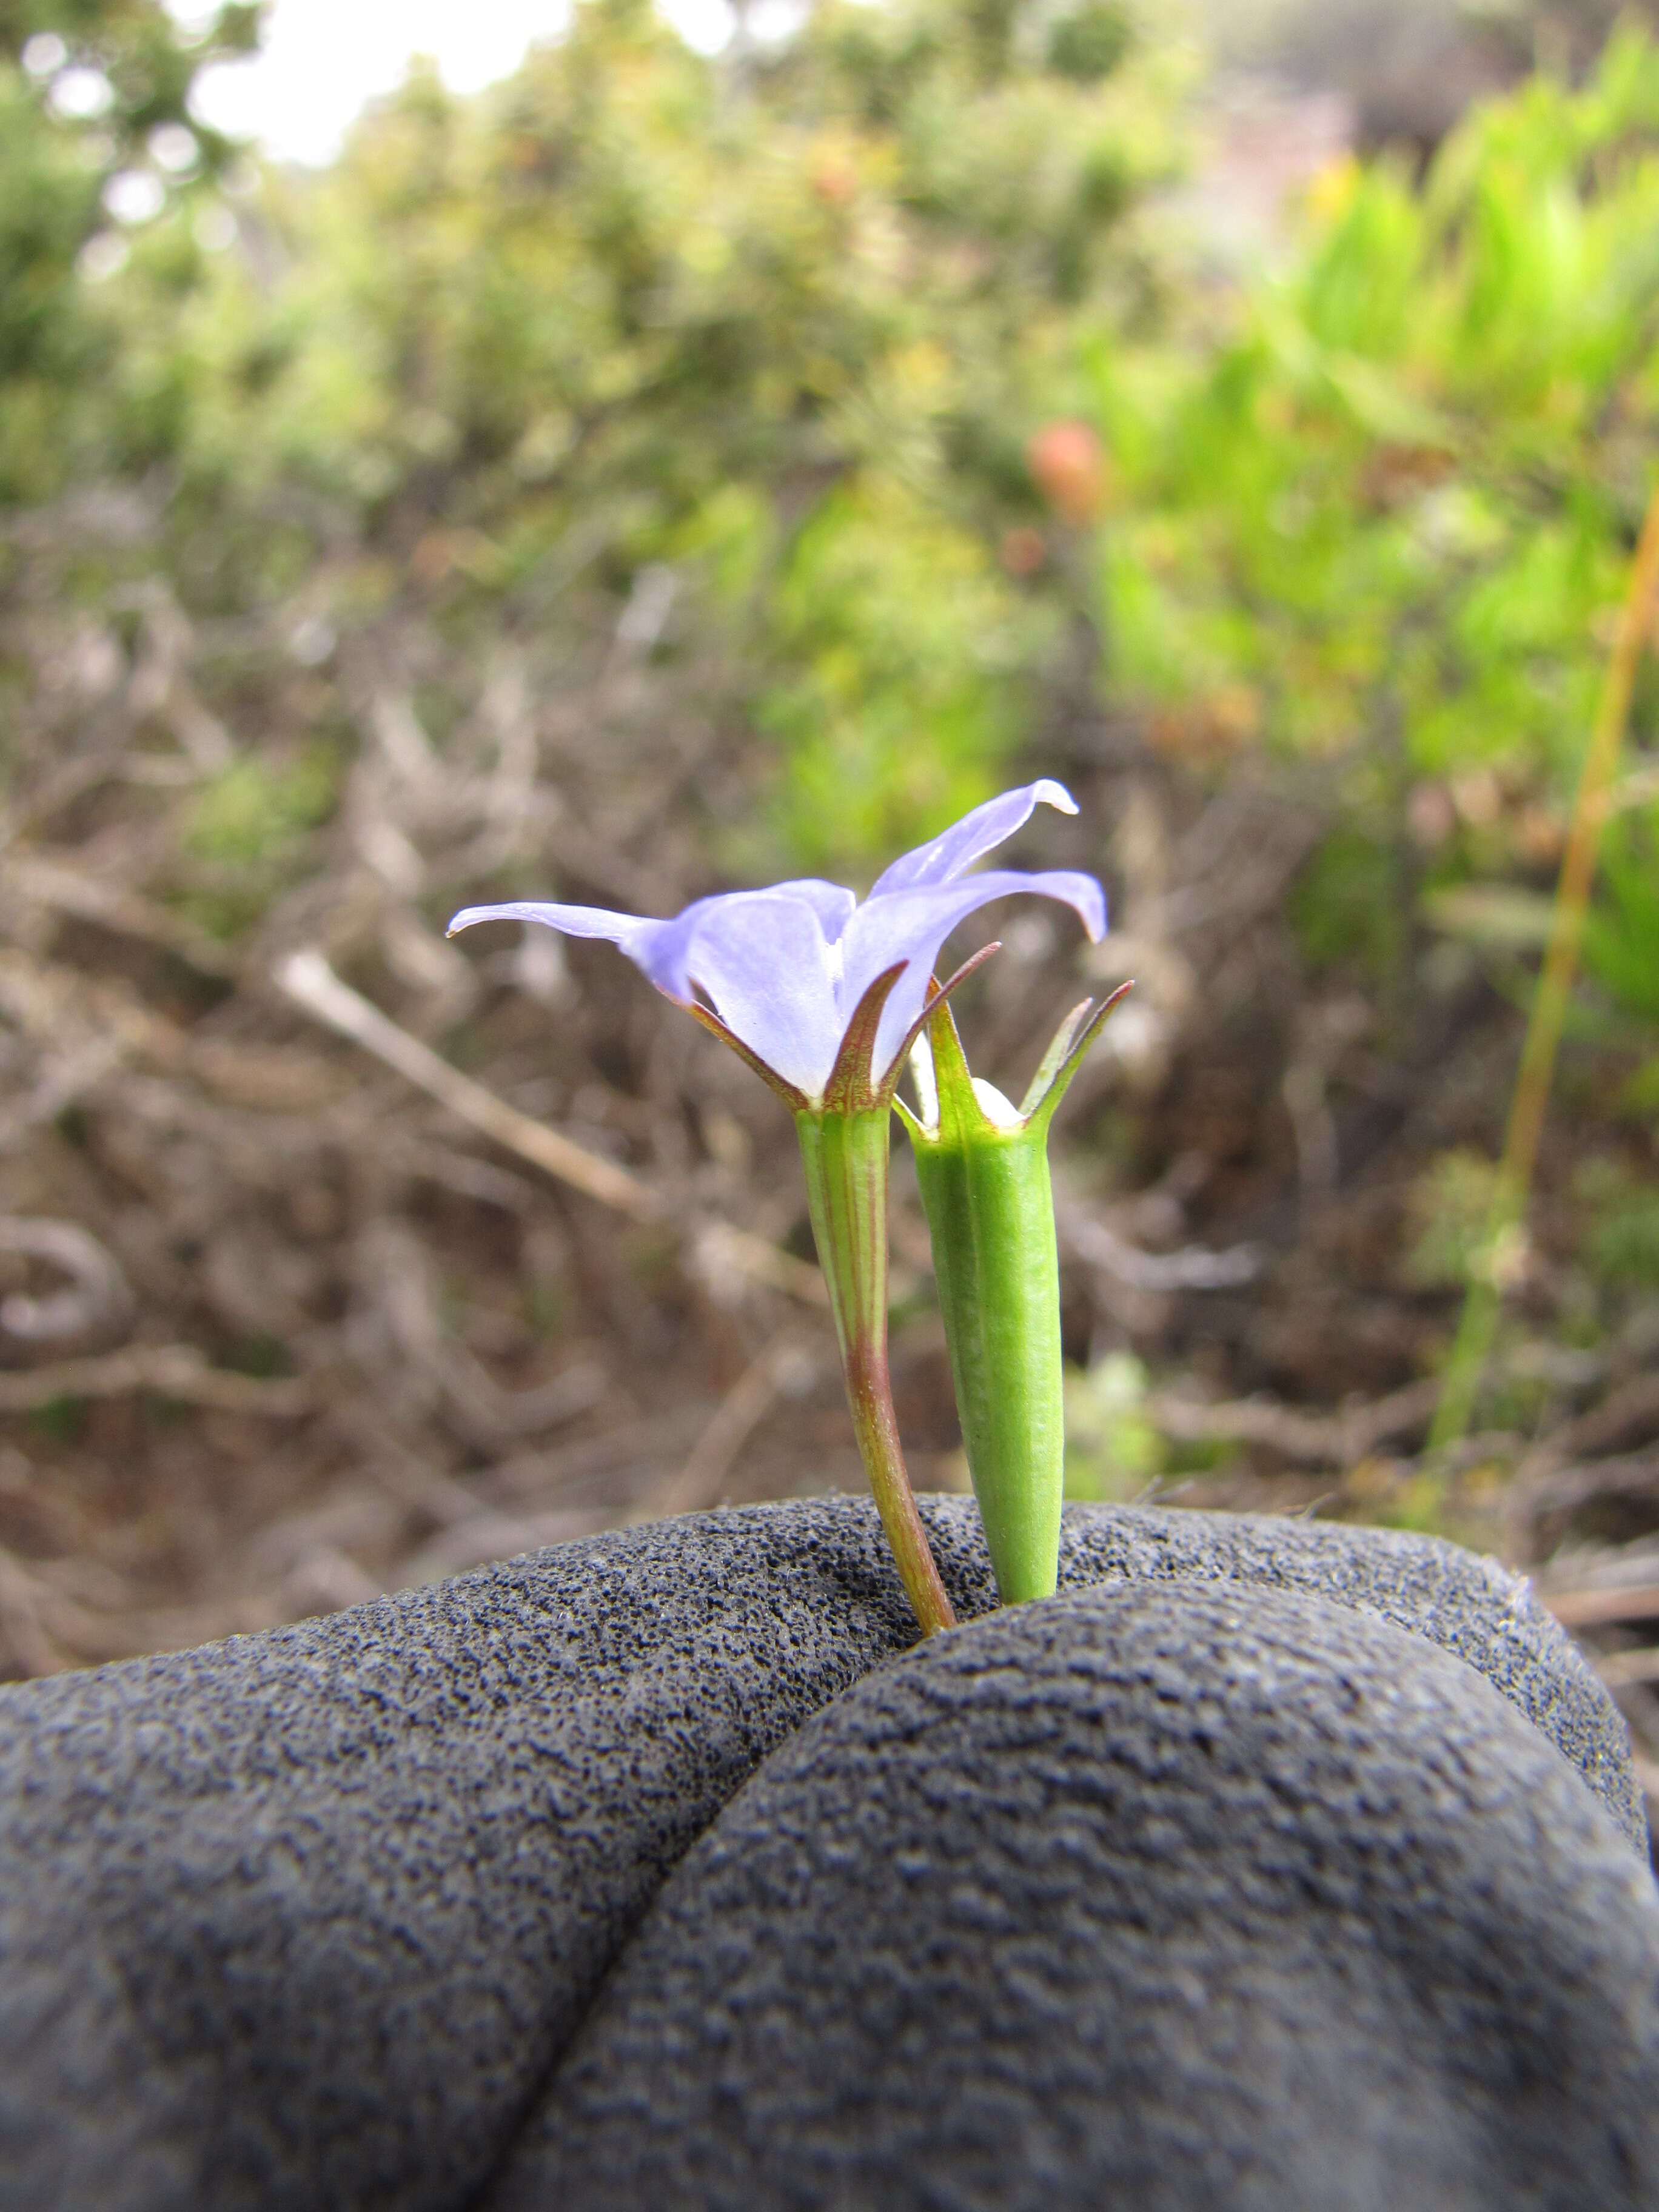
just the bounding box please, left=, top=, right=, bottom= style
left=677, top=892, right=847, bottom=1098
left=446, top=899, right=663, bottom=956
left=843, top=869, right=1107, bottom=1082
left=447, top=890, right=848, bottom=1100
left=447, top=822, right=1105, bottom=1107
left=868, top=780, right=1078, bottom=897
left=764, top=880, right=859, bottom=942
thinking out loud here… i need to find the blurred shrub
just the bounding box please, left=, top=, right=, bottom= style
left=1403, top=1148, right=1506, bottom=1291
left=177, top=746, right=340, bottom=938
left=1093, top=25, right=1659, bottom=1014
left=1578, top=1156, right=1659, bottom=1287
left=0, top=1, right=261, bottom=498
left=61, top=0, right=1181, bottom=870
left=1583, top=802, right=1659, bottom=1023
left=1063, top=1349, right=1164, bottom=1498
left=12, top=0, right=1659, bottom=980
left=184, top=750, right=338, bottom=869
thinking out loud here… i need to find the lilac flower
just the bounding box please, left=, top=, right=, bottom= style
left=447, top=780, right=1104, bottom=1108
left=448, top=779, right=1106, bottom=1640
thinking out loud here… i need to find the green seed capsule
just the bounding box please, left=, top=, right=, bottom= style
left=896, top=984, right=1129, bottom=1606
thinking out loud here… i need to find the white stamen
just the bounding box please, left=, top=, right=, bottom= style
left=910, top=1032, right=939, bottom=1129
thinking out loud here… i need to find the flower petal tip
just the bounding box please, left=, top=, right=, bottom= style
left=1033, top=778, right=1079, bottom=816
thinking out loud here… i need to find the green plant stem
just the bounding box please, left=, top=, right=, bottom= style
left=1432, top=475, right=1659, bottom=1450
left=796, top=1107, right=957, bottom=1637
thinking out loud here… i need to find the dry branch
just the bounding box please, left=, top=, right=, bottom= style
left=1504, top=1450, right=1659, bottom=1559
left=650, top=1334, right=817, bottom=1518
left=1143, top=1376, right=1441, bottom=1466
left=1541, top=1581, right=1659, bottom=1630
left=0, top=1218, right=133, bottom=1344
left=9, top=853, right=237, bottom=977
left=1521, top=1374, right=1659, bottom=1476
left=276, top=948, right=662, bottom=1219
left=276, top=948, right=827, bottom=1305
left=0, top=1345, right=313, bottom=1416
left=1061, top=1204, right=1261, bottom=1292
left=0, top=1543, right=62, bottom=1677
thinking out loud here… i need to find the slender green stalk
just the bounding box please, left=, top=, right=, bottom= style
left=797, top=1107, right=957, bottom=1637
left=1432, top=476, right=1659, bottom=1450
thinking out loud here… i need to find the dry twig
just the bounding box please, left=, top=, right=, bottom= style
left=1060, top=1204, right=1260, bottom=1292
left=1592, top=1646, right=1659, bottom=1690
left=649, top=1333, right=818, bottom=1518
left=0, top=1218, right=133, bottom=1344
left=276, top=948, right=661, bottom=1218
left=0, top=1344, right=313, bottom=1416
left=1143, top=1376, right=1441, bottom=1466
left=0, top=1544, right=62, bottom=1677
left=1520, top=1375, right=1659, bottom=1477
left=1541, top=1581, right=1659, bottom=1631
left=276, top=948, right=826, bottom=1305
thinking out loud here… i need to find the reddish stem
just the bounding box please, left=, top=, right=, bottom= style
left=845, top=1336, right=957, bottom=1637
left=796, top=1105, right=957, bottom=1638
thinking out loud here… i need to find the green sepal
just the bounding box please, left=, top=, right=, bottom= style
left=1022, top=979, right=1134, bottom=1133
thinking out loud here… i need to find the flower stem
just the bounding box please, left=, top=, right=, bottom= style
left=796, top=1107, right=957, bottom=1638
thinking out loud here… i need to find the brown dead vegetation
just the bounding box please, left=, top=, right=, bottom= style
left=5, top=483, right=1659, bottom=1833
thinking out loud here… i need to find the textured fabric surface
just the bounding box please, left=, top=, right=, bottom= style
left=497, top=1582, right=1659, bottom=2212
left=1051, top=1499, right=1645, bottom=1850
left=0, top=1495, right=1643, bottom=2210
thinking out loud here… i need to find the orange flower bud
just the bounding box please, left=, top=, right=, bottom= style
left=1027, top=420, right=1108, bottom=524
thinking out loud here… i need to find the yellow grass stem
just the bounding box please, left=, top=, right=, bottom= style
left=1431, top=477, right=1659, bottom=1452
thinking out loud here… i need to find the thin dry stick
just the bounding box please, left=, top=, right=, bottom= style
left=276, top=950, right=661, bottom=1219
left=10, top=853, right=238, bottom=978
left=1433, top=477, right=1659, bottom=1450
left=276, top=950, right=826, bottom=1304
left=1144, top=1375, right=1440, bottom=1467
left=1541, top=1581, right=1659, bottom=1631
left=650, top=1332, right=807, bottom=1518
left=1523, top=1371, right=1659, bottom=1473
left=0, top=1543, right=64, bottom=1677
left=0, top=1344, right=313, bottom=1416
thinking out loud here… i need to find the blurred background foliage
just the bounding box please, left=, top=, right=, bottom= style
left=6, top=0, right=1659, bottom=1734
left=0, top=0, right=260, bottom=494
left=6, top=0, right=1181, bottom=862
left=1100, top=30, right=1659, bottom=1021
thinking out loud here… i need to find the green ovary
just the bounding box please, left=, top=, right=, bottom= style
left=911, top=1118, right=1064, bottom=1605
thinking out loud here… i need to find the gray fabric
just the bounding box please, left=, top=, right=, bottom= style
left=498, top=1581, right=1659, bottom=2212
left=1052, top=1500, right=1646, bottom=1852
left=0, top=1495, right=1643, bottom=2210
